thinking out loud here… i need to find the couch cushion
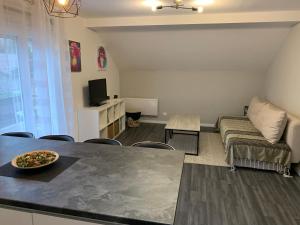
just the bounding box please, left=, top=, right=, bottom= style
left=248, top=97, right=288, bottom=144
left=247, top=97, right=267, bottom=127
left=257, top=103, right=287, bottom=144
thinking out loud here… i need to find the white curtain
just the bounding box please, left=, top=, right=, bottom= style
left=0, top=0, right=74, bottom=137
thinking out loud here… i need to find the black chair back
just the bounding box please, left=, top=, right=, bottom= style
left=84, top=138, right=122, bottom=146
left=1, top=132, right=34, bottom=138
left=131, top=141, right=175, bottom=150
left=39, top=135, right=75, bottom=142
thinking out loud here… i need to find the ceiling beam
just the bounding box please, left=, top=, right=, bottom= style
left=85, top=11, right=300, bottom=29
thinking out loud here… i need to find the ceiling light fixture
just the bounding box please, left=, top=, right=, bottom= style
left=144, top=0, right=162, bottom=11
left=147, top=0, right=205, bottom=13
left=43, top=0, right=81, bottom=18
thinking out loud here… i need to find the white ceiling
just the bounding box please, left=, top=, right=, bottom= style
left=99, top=24, right=290, bottom=72
left=80, top=0, right=300, bottom=18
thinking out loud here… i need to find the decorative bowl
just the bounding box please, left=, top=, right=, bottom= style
left=11, top=150, right=59, bottom=169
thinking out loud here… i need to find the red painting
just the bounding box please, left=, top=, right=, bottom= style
left=69, top=40, right=81, bottom=72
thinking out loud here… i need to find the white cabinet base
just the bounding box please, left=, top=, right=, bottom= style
left=0, top=207, right=108, bottom=225
left=33, top=213, right=104, bottom=225
left=0, top=207, right=32, bottom=225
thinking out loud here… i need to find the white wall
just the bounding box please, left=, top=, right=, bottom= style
left=63, top=17, right=120, bottom=140
left=265, top=23, right=300, bottom=117
left=121, top=70, right=265, bottom=124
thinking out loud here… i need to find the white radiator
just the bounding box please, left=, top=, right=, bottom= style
left=124, top=98, right=158, bottom=116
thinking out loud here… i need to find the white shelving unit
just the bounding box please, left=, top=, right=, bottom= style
left=77, top=99, right=126, bottom=142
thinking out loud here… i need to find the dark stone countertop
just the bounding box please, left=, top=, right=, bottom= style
left=0, top=136, right=184, bottom=225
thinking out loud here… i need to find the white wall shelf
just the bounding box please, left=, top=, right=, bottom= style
left=120, top=102, right=125, bottom=116
left=78, top=99, right=126, bottom=142
left=107, top=106, right=115, bottom=124
left=99, top=111, right=107, bottom=130
left=120, top=115, right=126, bottom=133
left=114, top=104, right=120, bottom=119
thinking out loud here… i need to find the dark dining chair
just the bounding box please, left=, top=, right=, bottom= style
left=84, top=138, right=122, bottom=146
left=131, top=141, right=175, bottom=150
left=39, top=135, right=75, bottom=142
left=1, top=132, right=34, bottom=138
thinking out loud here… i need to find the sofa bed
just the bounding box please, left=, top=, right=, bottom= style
left=218, top=97, right=300, bottom=175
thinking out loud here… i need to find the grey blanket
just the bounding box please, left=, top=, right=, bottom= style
left=218, top=116, right=291, bottom=167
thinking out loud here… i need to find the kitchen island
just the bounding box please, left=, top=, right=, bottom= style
left=0, top=136, right=184, bottom=225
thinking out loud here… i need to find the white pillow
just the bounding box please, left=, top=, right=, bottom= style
left=247, top=97, right=267, bottom=127
left=248, top=97, right=287, bottom=144
left=258, top=103, right=287, bottom=144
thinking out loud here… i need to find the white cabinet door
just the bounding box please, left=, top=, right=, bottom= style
left=33, top=213, right=105, bottom=225
left=0, top=207, right=32, bottom=225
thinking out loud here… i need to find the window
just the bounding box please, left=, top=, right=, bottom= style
left=0, top=0, right=73, bottom=137
left=0, top=36, right=25, bottom=133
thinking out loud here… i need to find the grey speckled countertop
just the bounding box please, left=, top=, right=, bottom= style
left=0, top=136, right=184, bottom=225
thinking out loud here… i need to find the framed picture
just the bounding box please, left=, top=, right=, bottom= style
left=69, top=40, right=81, bottom=72
left=97, top=46, right=108, bottom=71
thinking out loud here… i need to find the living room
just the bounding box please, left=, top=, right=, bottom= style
left=0, top=1, right=300, bottom=225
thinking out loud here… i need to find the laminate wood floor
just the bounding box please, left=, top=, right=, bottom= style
left=117, top=123, right=166, bottom=146
left=117, top=123, right=216, bottom=146
left=117, top=123, right=300, bottom=225
left=175, top=164, right=300, bottom=225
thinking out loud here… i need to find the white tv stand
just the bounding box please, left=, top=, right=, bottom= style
left=77, top=99, right=126, bottom=142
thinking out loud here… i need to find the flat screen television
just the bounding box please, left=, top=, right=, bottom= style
left=88, top=79, right=109, bottom=106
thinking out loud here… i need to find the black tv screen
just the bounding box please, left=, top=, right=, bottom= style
left=88, top=79, right=108, bottom=106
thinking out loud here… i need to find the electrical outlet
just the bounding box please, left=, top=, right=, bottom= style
left=162, top=112, right=167, bottom=116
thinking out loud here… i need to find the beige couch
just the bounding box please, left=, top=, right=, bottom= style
left=284, top=113, right=300, bottom=165
left=219, top=98, right=300, bottom=175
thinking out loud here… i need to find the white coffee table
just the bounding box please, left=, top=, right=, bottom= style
left=165, top=114, right=201, bottom=155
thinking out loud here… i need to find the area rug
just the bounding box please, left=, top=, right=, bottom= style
left=169, top=132, right=229, bottom=167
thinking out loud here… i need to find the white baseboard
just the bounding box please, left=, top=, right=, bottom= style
left=140, top=119, right=215, bottom=127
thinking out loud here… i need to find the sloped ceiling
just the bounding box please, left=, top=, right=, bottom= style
left=97, top=24, right=290, bottom=72
left=81, top=0, right=296, bottom=72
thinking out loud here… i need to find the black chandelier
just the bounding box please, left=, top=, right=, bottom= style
left=43, top=0, right=81, bottom=18
left=153, top=0, right=203, bottom=13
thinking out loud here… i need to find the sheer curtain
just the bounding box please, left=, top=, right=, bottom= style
left=0, top=0, right=74, bottom=137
